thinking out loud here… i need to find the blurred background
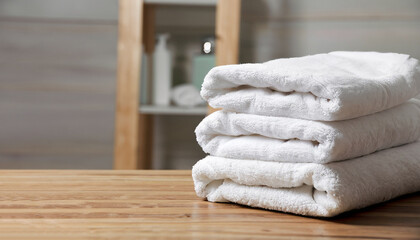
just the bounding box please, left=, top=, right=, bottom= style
left=0, top=0, right=419, bottom=169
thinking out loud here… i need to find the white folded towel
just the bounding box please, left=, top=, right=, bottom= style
left=201, top=51, right=420, bottom=121
left=195, top=99, right=420, bottom=163
left=192, top=140, right=420, bottom=217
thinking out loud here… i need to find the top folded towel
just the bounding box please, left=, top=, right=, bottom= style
left=201, top=51, right=420, bottom=121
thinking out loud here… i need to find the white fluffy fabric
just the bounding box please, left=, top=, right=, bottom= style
left=195, top=99, right=420, bottom=163
left=201, top=51, right=420, bottom=121
left=171, top=84, right=205, bottom=107
left=192, top=141, right=420, bottom=217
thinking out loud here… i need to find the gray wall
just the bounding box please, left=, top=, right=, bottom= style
left=241, top=0, right=420, bottom=62
left=0, top=0, right=117, bottom=21
left=0, top=0, right=118, bottom=169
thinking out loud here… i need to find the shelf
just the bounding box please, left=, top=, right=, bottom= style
left=144, top=0, right=216, bottom=6
left=139, top=105, right=208, bottom=115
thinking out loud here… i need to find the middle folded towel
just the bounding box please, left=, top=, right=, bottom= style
left=196, top=99, right=420, bottom=163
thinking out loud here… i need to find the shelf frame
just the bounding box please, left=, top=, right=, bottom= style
left=114, top=0, right=241, bottom=169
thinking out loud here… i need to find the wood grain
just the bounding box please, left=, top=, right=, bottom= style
left=0, top=170, right=418, bottom=239
left=215, top=0, right=241, bottom=65
left=208, top=0, right=241, bottom=114
left=114, top=0, right=143, bottom=169
left=137, top=4, right=156, bottom=170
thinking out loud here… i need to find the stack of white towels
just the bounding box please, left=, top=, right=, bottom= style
left=192, top=51, right=420, bottom=217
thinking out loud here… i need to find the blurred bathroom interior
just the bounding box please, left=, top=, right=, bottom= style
left=0, top=0, right=419, bottom=169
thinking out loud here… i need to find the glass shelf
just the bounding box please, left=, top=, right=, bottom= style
left=139, top=105, right=208, bottom=115
left=144, top=0, right=216, bottom=6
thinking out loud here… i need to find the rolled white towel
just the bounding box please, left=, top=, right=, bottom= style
left=195, top=99, right=420, bottom=163
left=171, top=84, right=205, bottom=107
left=201, top=51, right=420, bottom=121
left=192, top=140, right=420, bottom=217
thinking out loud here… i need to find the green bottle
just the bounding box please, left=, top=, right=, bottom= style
left=192, top=37, right=215, bottom=91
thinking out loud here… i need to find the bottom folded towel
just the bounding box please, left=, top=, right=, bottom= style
left=192, top=141, right=420, bottom=217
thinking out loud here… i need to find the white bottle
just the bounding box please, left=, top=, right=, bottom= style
left=153, top=34, right=172, bottom=106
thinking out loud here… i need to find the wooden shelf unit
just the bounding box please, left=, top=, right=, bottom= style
left=114, top=0, right=241, bottom=169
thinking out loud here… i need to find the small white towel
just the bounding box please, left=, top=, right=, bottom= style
left=195, top=99, right=420, bottom=163
left=192, top=140, right=420, bottom=217
left=171, top=84, right=206, bottom=107
left=201, top=51, right=420, bottom=121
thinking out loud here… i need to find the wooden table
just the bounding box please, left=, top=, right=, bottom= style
left=0, top=170, right=418, bottom=239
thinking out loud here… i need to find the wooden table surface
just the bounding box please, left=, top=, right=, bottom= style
left=0, top=170, right=419, bottom=239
